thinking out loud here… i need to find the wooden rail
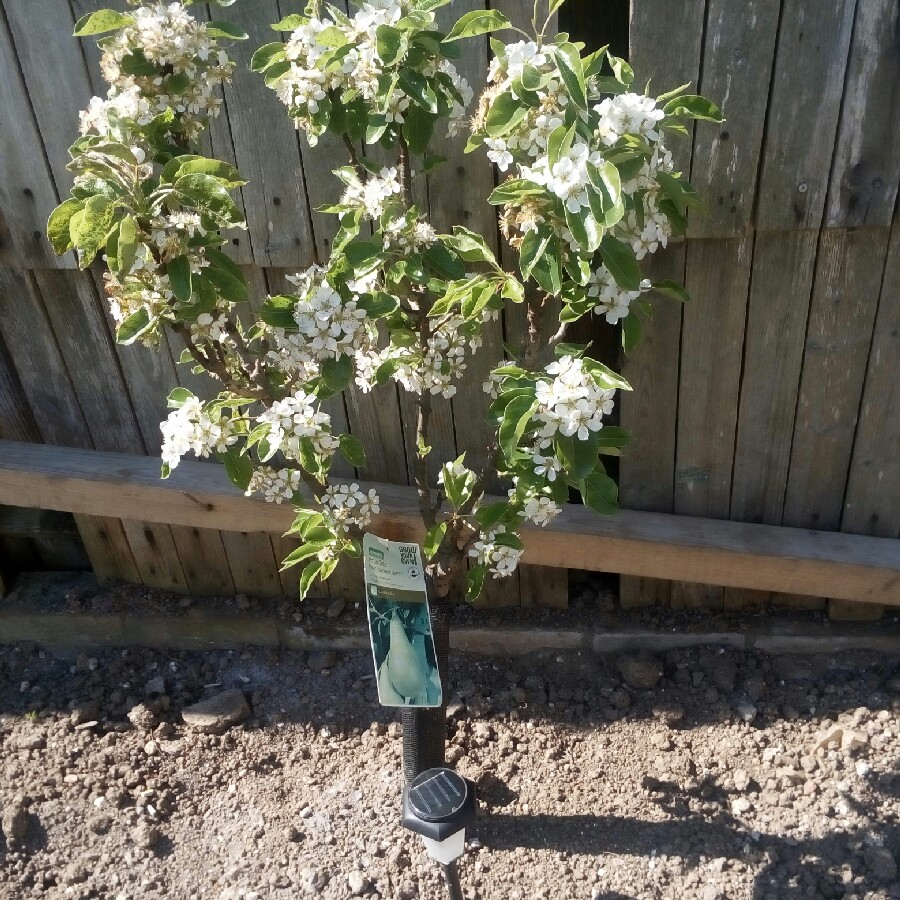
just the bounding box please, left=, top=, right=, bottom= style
left=0, top=441, right=896, bottom=607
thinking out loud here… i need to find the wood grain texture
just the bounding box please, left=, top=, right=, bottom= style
left=217, top=0, right=315, bottom=266
left=730, top=231, right=818, bottom=525
left=221, top=530, right=283, bottom=598
left=755, top=0, right=857, bottom=232
left=0, top=441, right=897, bottom=605
left=688, top=0, right=780, bottom=239
left=825, top=0, right=900, bottom=229
left=621, top=0, right=706, bottom=609
left=3, top=0, right=90, bottom=197
left=0, top=6, right=70, bottom=267
left=832, top=224, right=900, bottom=618
left=672, top=237, right=753, bottom=608
left=782, top=228, right=889, bottom=533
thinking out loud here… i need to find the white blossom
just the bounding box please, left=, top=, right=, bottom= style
left=534, top=356, right=616, bottom=442
left=160, top=397, right=237, bottom=471
left=594, top=93, right=665, bottom=147
left=246, top=467, right=304, bottom=504
left=588, top=266, right=652, bottom=324
left=257, top=390, right=339, bottom=461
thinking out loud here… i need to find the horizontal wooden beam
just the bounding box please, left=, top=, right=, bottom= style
left=0, top=441, right=897, bottom=606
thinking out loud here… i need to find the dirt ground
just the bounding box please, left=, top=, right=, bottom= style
left=1, top=590, right=899, bottom=900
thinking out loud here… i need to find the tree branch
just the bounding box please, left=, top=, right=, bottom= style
left=342, top=134, right=368, bottom=182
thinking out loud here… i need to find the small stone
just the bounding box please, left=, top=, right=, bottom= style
left=446, top=701, right=466, bottom=719
left=865, top=847, right=898, bottom=882
left=814, top=724, right=845, bottom=751
left=71, top=699, right=101, bottom=725
left=181, top=689, right=250, bottom=734
left=840, top=729, right=868, bottom=752
left=397, top=882, right=418, bottom=900
left=127, top=703, right=160, bottom=732
left=131, top=822, right=159, bottom=849
left=617, top=653, right=663, bottom=690
left=347, top=871, right=370, bottom=896
left=285, top=826, right=303, bottom=843
left=733, top=769, right=751, bottom=792
left=651, top=733, right=673, bottom=751
left=145, top=675, right=166, bottom=696
left=731, top=797, right=752, bottom=815
left=308, top=651, right=338, bottom=671
left=16, top=734, right=45, bottom=751
left=326, top=598, right=345, bottom=618
left=1, top=797, right=30, bottom=845
left=445, top=745, right=465, bottom=765
left=609, top=688, right=631, bottom=710
left=856, top=760, right=871, bottom=777
left=731, top=697, right=757, bottom=723
left=144, top=740, right=159, bottom=757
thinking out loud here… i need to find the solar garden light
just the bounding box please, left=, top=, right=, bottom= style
left=402, top=767, right=477, bottom=900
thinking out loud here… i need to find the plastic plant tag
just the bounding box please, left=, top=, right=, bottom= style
left=363, top=534, right=442, bottom=708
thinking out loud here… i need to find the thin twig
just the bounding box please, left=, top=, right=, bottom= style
left=342, top=134, right=368, bottom=182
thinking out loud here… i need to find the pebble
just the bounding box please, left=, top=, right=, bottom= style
left=181, top=689, right=250, bottom=734
left=131, top=823, right=159, bottom=850
left=865, top=846, right=898, bottom=882
left=617, top=653, right=663, bottom=690
left=731, top=797, right=753, bottom=815
left=326, top=599, right=346, bottom=618
left=127, top=703, right=160, bottom=732
left=347, top=871, right=370, bottom=896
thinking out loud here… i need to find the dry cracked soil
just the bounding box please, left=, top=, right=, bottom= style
left=0, top=598, right=899, bottom=900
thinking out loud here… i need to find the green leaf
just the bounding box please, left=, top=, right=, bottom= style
left=399, top=70, right=438, bottom=114
left=206, top=20, right=248, bottom=40
left=530, top=235, right=563, bottom=295
left=555, top=43, right=588, bottom=110
left=73, top=9, right=132, bottom=36
left=71, top=195, right=115, bottom=268
left=204, top=264, right=248, bottom=302
left=485, top=91, right=529, bottom=138
left=423, top=522, right=447, bottom=561
left=445, top=227, right=497, bottom=264
left=443, top=9, right=512, bottom=42
left=219, top=449, right=254, bottom=492
left=461, top=281, right=497, bottom=321
left=260, top=294, right=296, bottom=329
left=622, top=311, right=642, bottom=353
left=205, top=247, right=245, bottom=283
left=338, top=433, right=367, bottom=468
left=167, top=256, right=192, bottom=303
left=499, top=395, right=537, bottom=462
left=556, top=433, right=599, bottom=481
left=173, top=173, right=244, bottom=228
left=298, top=559, right=326, bottom=601
left=466, top=564, right=487, bottom=601
left=281, top=543, right=328, bottom=571
left=251, top=42, right=287, bottom=72
left=652, top=280, right=690, bottom=302
left=271, top=14, right=306, bottom=31
left=488, top=178, right=545, bottom=205
left=606, top=51, right=634, bottom=86
left=402, top=105, right=436, bottom=154
left=116, top=215, right=138, bottom=277
left=581, top=471, right=619, bottom=515
left=47, top=199, right=83, bottom=255
left=663, top=94, right=724, bottom=122
left=656, top=82, right=692, bottom=104
left=599, top=235, right=641, bottom=291
left=119, top=50, right=157, bottom=77
left=116, top=307, right=152, bottom=345
left=167, top=387, right=195, bottom=409
left=581, top=357, right=633, bottom=391
left=357, top=291, right=398, bottom=318
left=321, top=354, right=353, bottom=393
left=376, top=24, right=407, bottom=65
left=175, top=158, right=246, bottom=187
left=587, top=160, right=624, bottom=226
left=424, top=242, right=465, bottom=280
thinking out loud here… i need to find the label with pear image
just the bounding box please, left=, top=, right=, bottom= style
left=363, top=534, right=442, bottom=708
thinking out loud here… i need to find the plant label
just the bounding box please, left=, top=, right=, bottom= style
left=363, top=534, right=442, bottom=708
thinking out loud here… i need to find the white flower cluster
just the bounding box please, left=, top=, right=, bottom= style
left=90, top=2, right=236, bottom=143
left=322, top=483, right=380, bottom=531
left=594, top=93, right=665, bottom=146
left=588, top=266, right=652, bottom=324
left=271, top=2, right=472, bottom=142
left=246, top=466, right=305, bottom=504
left=340, top=167, right=404, bottom=219
left=480, top=42, right=683, bottom=322
left=160, top=396, right=237, bottom=471
left=257, top=390, right=340, bottom=461
left=485, top=42, right=567, bottom=172
left=534, top=356, right=616, bottom=442
left=523, top=142, right=605, bottom=214
left=382, top=217, right=438, bottom=253
left=468, top=528, right=524, bottom=579
left=266, top=267, right=377, bottom=382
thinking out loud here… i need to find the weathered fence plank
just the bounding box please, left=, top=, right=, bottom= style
left=2, top=442, right=897, bottom=606
left=672, top=237, right=753, bottom=609
left=620, top=0, right=706, bottom=609
left=0, top=7, right=71, bottom=267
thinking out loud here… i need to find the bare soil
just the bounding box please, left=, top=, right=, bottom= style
left=1, top=590, right=899, bottom=900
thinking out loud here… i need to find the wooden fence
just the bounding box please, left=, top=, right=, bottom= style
left=0, top=0, right=897, bottom=614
